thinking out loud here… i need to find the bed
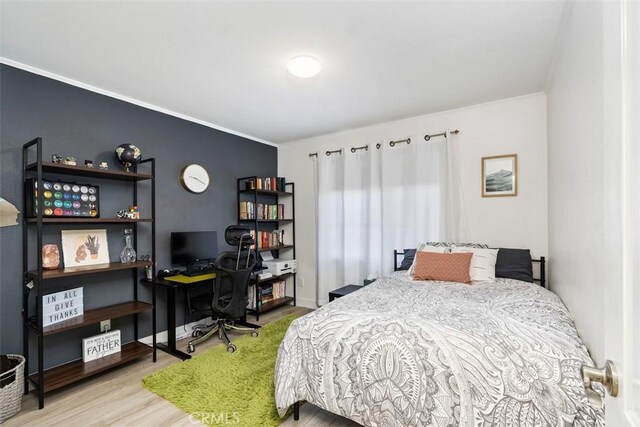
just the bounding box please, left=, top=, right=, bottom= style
left=274, top=254, right=604, bottom=426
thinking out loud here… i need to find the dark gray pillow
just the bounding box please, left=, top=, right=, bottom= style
left=398, top=248, right=416, bottom=270
left=495, top=248, right=533, bottom=283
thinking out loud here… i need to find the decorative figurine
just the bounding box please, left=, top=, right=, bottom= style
left=139, top=255, right=153, bottom=279
left=129, top=205, right=139, bottom=219
left=84, top=160, right=94, bottom=168
left=52, top=154, right=63, bottom=164
left=114, top=144, right=142, bottom=172
left=116, top=205, right=140, bottom=220
left=42, top=244, right=60, bottom=270
left=99, top=161, right=109, bottom=170
left=63, top=157, right=77, bottom=166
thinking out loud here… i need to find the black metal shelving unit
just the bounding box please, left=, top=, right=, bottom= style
left=22, top=138, right=156, bottom=409
left=237, top=177, right=296, bottom=320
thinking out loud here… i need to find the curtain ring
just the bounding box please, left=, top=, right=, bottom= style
left=424, top=135, right=431, bottom=141
left=350, top=147, right=356, bottom=153
left=325, top=151, right=331, bottom=156
left=407, top=138, right=411, bottom=144
left=376, top=143, right=381, bottom=149
left=389, top=141, right=395, bottom=147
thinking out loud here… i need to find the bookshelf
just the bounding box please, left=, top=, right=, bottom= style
left=237, top=176, right=296, bottom=320
left=22, top=138, right=156, bottom=409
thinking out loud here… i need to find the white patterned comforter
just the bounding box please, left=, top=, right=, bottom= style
left=275, top=274, right=604, bottom=426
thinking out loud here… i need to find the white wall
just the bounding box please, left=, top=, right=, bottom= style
left=279, top=93, right=548, bottom=308
left=547, top=1, right=604, bottom=364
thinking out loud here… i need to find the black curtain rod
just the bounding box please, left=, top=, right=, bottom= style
left=309, top=129, right=460, bottom=157
left=389, top=138, right=410, bottom=147
left=350, top=145, right=368, bottom=153
left=424, top=129, right=460, bottom=141
left=308, top=149, right=342, bottom=157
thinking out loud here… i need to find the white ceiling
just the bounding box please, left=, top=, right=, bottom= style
left=0, top=1, right=565, bottom=144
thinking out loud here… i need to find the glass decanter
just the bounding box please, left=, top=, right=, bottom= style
left=120, top=229, right=137, bottom=263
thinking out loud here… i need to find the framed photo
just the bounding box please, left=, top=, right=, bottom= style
left=482, top=154, right=518, bottom=197
left=61, top=229, right=110, bottom=268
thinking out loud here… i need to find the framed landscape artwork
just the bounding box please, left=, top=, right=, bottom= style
left=61, top=229, right=110, bottom=268
left=482, top=154, right=518, bottom=197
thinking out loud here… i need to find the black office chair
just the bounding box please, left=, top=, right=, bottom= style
left=187, top=226, right=258, bottom=353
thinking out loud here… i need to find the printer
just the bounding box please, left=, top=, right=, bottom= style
left=262, top=259, right=297, bottom=276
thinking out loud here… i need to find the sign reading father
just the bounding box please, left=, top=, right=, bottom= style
left=82, top=330, right=121, bottom=363
left=43, top=287, right=84, bottom=327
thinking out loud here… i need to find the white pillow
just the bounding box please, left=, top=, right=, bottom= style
left=451, top=247, right=498, bottom=282
left=408, top=243, right=449, bottom=275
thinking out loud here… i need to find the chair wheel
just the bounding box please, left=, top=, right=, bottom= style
left=251, top=330, right=259, bottom=337
left=227, top=344, right=236, bottom=353
left=187, top=343, right=195, bottom=353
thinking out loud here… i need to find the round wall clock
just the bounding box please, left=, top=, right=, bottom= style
left=180, top=164, right=210, bottom=194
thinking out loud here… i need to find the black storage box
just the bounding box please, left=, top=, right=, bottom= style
left=25, top=178, right=100, bottom=218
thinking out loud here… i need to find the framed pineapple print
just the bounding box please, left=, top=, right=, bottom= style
left=61, top=229, right=110, bottom=268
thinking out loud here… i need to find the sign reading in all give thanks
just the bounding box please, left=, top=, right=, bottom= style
left=43, top=287, right=84, bottom=327
left=82, top=330, right=121, bottom=363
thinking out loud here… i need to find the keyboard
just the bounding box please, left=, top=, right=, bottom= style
left=183, top=268, right=215, bottom=277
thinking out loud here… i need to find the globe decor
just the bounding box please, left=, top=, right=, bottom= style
left=114, top=144, right=142, bottom=172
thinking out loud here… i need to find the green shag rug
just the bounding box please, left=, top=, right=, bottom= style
left=142, top=314, right=297, bottom=427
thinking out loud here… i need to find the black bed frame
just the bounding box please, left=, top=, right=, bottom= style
left=290, top=250, right=546, bottom=422
left=393, top=249, right=546, bottom=288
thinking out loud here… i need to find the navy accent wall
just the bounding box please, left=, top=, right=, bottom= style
left=0, top=64, right=277, bottom=371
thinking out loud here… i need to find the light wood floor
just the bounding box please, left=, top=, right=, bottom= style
left=6, top=306, right=358, bottom=427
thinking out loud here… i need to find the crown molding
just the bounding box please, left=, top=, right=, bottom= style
left=0, top=56, right=278, bottom=148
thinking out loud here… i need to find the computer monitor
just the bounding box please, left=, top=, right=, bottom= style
left=171, top=231, right=218, bottom=273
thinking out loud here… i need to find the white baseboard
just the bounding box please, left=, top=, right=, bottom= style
left=139, top=320, right=204, bottom=345
left=139, top=300, right=317, bottom=345
left=295, top=297, right=318, bottom=309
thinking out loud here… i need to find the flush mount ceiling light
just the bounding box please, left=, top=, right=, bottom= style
left=287, top=56, right=322, bottom=78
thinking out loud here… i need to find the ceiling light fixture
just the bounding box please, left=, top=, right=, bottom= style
left=287, top=56, right=322, bottom=78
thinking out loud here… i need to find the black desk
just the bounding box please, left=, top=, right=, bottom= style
left=143, top=275, right=260, bottom=361
left=329, top=284, right=363, bottom=302
left=142, top=276, right=211, bottom=360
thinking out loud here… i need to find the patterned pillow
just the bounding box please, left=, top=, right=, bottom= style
left=408, top=244, right=450, bottom=275
left=451, top=247, right=498, bottom=281
left=423, top=242, right=454, bottom=248
left=412, top=251, right=473, bottom=284
left=451, top=242, right=490, bottom=249
left=423, top=242, right=489, bottom=249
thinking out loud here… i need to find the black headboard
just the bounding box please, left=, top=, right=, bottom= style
left=393, top=249, right=408, bottom=272
left=393, top=249, right=546, bottom=288
left=532, top=257, right=546, bottom=288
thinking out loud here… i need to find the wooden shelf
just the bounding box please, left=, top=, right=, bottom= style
left=26, top=218, right=153, bottom=224
left=238, top=219, right=293, bottom=224
left=29, top=261, right=152, bottom=280
left=238, top=177, right=295, bottom=322
left=239, top=189, right=293, bottom=197
left=26, top=162, right=153, bottom=181
left=248, top=296, right=294, bottom=314
left=254, top=272, right=293, bottom=284
left=37, top=301, right=153, bottom=336
left=258, top=245, right=294, bottom=252
left=29, top=341, right=152, bottom=393
left=23, top=140, right=157, bottom=408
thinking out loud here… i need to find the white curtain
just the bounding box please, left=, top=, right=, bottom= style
left=314, top=131, right=469, bottom=306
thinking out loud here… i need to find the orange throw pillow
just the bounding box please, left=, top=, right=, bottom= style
left=412, top=251, right=473, bottom=284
